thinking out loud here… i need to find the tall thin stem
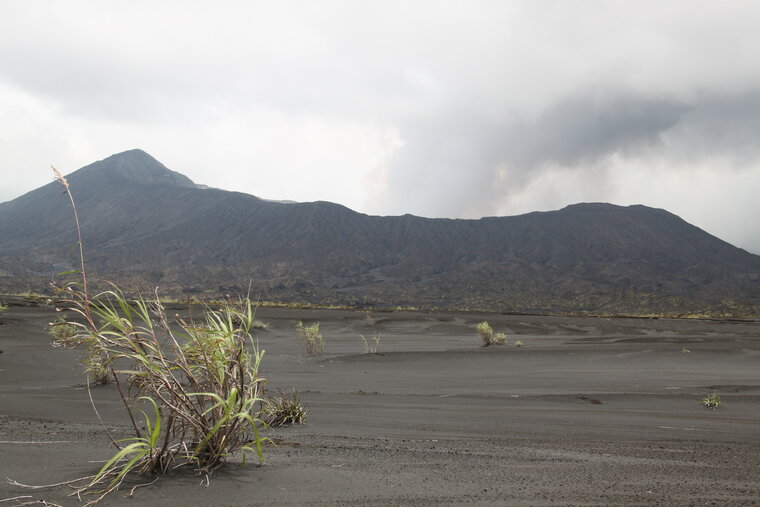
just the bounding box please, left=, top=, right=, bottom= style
left=52, top=165, right=93, bottom=326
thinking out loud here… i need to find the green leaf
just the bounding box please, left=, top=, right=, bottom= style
left=92, top=441, right=148, bottom=486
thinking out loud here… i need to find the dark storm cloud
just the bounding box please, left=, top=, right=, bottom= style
left=665, top=91, right=760, bottom=163
left=383, top=89, right=760, bottom=219
left=505, top=93, right=687, bottom=169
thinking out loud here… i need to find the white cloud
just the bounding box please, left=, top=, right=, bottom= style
left=0, top=82, right=98, bottom=201
left=1, top=1, right=759, bottom=252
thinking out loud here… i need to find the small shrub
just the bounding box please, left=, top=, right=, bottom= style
left=295, top=320, right=324, bottom=356
left=16, top=167, right=268, bottom=503
left=514, top=340, right=523, bottom=347
left=476, top=321, right=493, bottom=345
left=261, top=389, right=307, bottom=426
left=251, top=319, right=269, bottom=330
left=360, top=335, right=381, bottom=354
left=83, top=341, right=112, bottom=385
left=48, top=314, right=78, bottom=340
left=49, top=314, right=111, bottom=384
left=702, top=392, right=721, bottom=410
left=476, top=321, right=507, bottom=347
left=56, top=290, right=268, bottom=499
left=0, top=302, right=7, bottom=312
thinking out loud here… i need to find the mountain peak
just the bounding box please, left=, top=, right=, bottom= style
left=559, top=202, right=625, bottom=212
left=557, top=202, right=674, bottom=217
left=75, top=149, right=196, bottom=188
left=1, top=150, right=758, bottom=315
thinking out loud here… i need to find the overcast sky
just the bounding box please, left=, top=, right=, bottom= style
left=2, top=1, right=759, bottom=253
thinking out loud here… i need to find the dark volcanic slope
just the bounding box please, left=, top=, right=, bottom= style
left=1, top=149, right=759, bottom=314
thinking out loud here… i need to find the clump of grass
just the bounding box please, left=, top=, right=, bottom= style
left=295, top=320, right=324, bottom=356
left=11, top=166, right=269, bottom=504
left=476, top=321, right=493, bottom=345
left=702, top=392, right=721, bottom=410
left=360, top=335, right=381, bottom=354
left=261, top=389, right=307, bottom=427
left=476, top=321, right=506, bottom=346
left=0, top=302, right=7, bottom=312
left=48, top=314, right=78, bottom=340
left=49, top=312, right=112, bottom=384
left=251, top=319, right=269, bottom=330
left=229, top=304, right=268, bottom=331
left=514, top=340, right=523, bottom=347
left=49, top=287, right=268, bottom=501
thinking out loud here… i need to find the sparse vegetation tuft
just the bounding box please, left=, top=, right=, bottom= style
left=476, top=321, right=493, bottom=345
left=514, top=340, right=523, bottom=347
left=48, top=314, right=78, bottom=340
left=476, top=321, right=506, bottom=346
left=360, top=335, right=381, bottom=354
left=261, top=389, right=307, bottom=427
left=295, top=320, right=324, bottom=356
left=251, top=319, right=269, bottom=330
left=46, top=285, right=268, bottom=503
left=50, top=312, right=112, bottom=385
left=12, top=166, right=269, bottom=504
left=702, top=392, right=721, bottom=410
left=229, top=304, right=268, bottom=331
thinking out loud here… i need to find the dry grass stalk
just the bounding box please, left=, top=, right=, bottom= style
left=360, top=335, right=381, bottom=354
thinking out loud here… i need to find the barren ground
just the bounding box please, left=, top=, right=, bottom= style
left=1, top=302, right=759, bottom=505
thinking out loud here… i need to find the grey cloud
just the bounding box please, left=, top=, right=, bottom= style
left=664, top=92, right=760, bottom=164
left=506, top=93, right=687, bottom=169
left=383, top=89, right=760, bottom=220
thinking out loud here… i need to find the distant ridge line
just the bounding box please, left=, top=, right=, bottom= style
left=0, top=149, right=758, bottom=316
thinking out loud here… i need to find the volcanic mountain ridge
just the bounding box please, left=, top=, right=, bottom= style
left=1, top=149, right=758, bottom=315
